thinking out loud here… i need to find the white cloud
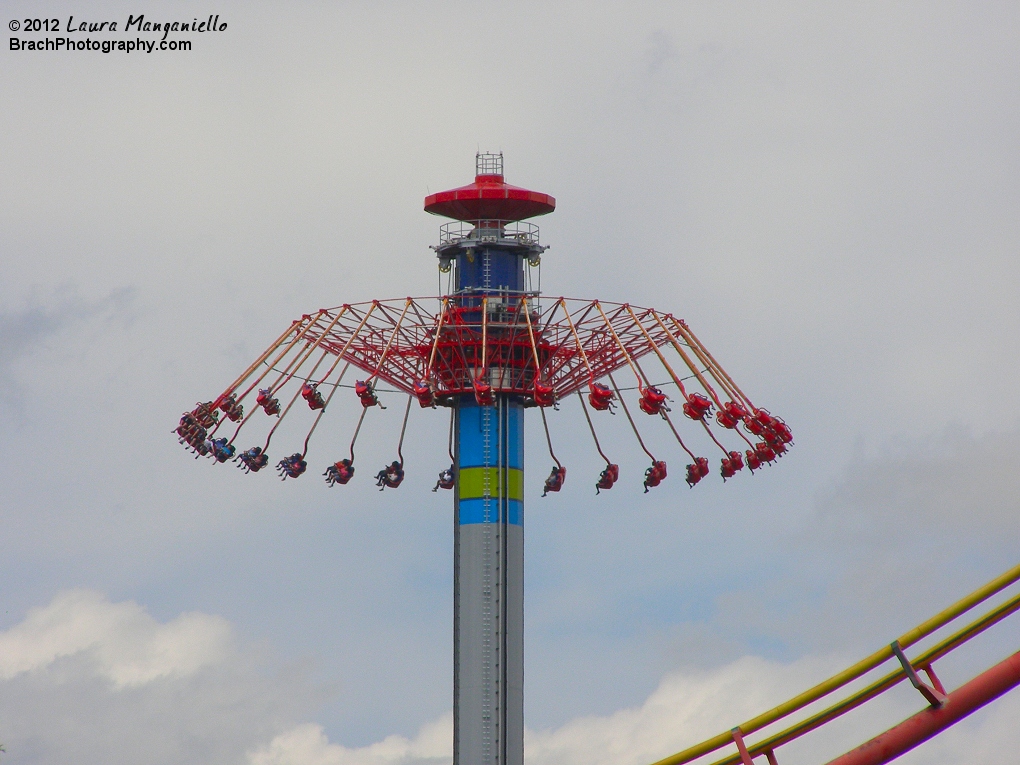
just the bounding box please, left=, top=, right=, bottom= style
left=248, top=715, right=453, bottom=765
left=0, top=589, right=231, bottom=687
left=245, top=655, right=877, bottom=765
left=524, top=655, right=837, bottom=765
left=250, top=652, right=1020, bottom=765
left=2, top=589, right=1017, bottom=765
left=0, top=591, right=312, bottom=765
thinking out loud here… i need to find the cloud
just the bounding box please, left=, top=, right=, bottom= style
left=783, top=425, right=1020, bottom=652
left=248, top=716, right=453, bottom=765
left=0, top=591, right=315, bottom=765
left=814, top=425, right=1020, bottom=546
left=2, top=588, right=1017, bottom=765
left=0, top=286, right=134, bottom=424
left=643, top=424, right=1020, bottom=667
left=0, top=589, right=231, bottom=687
left=524, top=655, right=840, bottom=765
left=247, top=652, right=1020, bottom=765
left=0, top=287, right=133, bottom=374
left=523, top=654, right=1020, bottom=765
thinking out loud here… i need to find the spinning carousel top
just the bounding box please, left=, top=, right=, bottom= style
left=175, top=295, right=792, bottom=493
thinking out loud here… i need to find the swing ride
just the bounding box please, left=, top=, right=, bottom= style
left=173, top=153, right=1020, bottom=765
left=174, top=153, right=792, bottom=765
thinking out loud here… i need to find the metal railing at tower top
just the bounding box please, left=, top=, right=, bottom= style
left=644, top=561, right=1020, bottom=765
left=438, top=220, right=541, bottom=247
left=477, top=151, right=503, bottom=176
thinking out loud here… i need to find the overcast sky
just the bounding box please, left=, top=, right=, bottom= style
left=2, top=2, right=1019, bottom=764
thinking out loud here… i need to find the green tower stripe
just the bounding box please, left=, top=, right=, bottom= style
left=459, top=467, right=524, bottom=501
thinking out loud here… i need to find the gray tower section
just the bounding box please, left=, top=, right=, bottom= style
left=455, top=399, right=524, bottom=765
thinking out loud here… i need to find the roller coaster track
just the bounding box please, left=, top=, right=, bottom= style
left=647, top=562, right=1020, bottom=765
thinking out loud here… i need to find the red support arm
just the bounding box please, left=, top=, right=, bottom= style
left=824, top=649, right=1020, bottom=765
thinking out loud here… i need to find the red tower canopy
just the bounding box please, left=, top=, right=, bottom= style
left=424, top=173, right=555, bottom=222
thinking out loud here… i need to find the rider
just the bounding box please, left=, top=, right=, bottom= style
left=595, top=463, right=619, bottom=494
left=639, top=386, right=670, bottom=416
left=433, top=465, right=454, bottom=492
left=376, top=461, right=404, bottom=490
left=685, top=457, right=710, bottom=487
left=324, top=458, right=355, bottom=486
left=210, top=437, right=235, bottom=463
left=542, top=465, right=566, bottom=496
left=588, top=381, right=614, bottom=411
left=643, top=460, right=667, bottom=493
left=277, top=453, right=307, bottom=480
left=301, top=382, right=325, bottom=410
left=238, top=446, right=268, bottom=473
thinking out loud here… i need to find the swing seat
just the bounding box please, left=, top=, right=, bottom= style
left=473, top=379, right=494, bottom=406
left=716, top=410, right=740, bottom=429
left=277, top=453, right=307, bottom=479
left=375, top=461, right=404, bottom=489
left=716, top=399, right=746, bottom=429
left=643, top=460, right=668, bottom=492
left=722, top=400, right=748, bottom=422
left=301, top=383, right=326, bottom=410
left=434, top=466, right=455, bottom=491
left=176, top=414, right=204, bottom=445
left=596, top=463, right=619, bottom=493
left=771, top=419, right=793, bottom=444
left=178, top=424, right=207, bottom=451
left=588, top=382, right=614, bottom=411
left=745, top=408, right=776, bottom=437
left=355, top=380, right=380, bottom=408
left=324, top=458, right=354, bottom=486
left=413, top=380, right=435, bottom=408
left=218, top=394, right=244, bottom=422
left=542, top=465, right=566, bottom=496
left=257, top=389, right=281, bottom=415
left=685, top=456, right=710, bottom=487
left=639, top=386, right=669, bottom=415
left=682, top=393, right=712, bottom=421
left=193, top=402, right=219, bottom=428
left=754, top=441, right=777, bottom=464
left=533, top=381, right=555, bottom=408
left=238, top=447, right=268, bottom=473
left=720, top=450, right=744, bottom=480
left=745, top=448, right=763, bottom=472
left=210, top=438, right=235, bottom=463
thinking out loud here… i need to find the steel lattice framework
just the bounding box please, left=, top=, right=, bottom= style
left=175, top=295, right=792, bottom=488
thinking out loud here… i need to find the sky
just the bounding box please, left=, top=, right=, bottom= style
left=2, top=1, right=1019, bottom=763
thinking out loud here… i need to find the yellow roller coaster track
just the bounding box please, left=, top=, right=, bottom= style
left=647, top=561, right=1020, bottom=765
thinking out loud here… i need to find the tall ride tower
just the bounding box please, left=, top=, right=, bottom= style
left=425, top=153, right=554, bottom=765
left=176, top=152, right=795, bottom=765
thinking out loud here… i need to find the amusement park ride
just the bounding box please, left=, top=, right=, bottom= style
left=177, top=155, right=1020, bottom=765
